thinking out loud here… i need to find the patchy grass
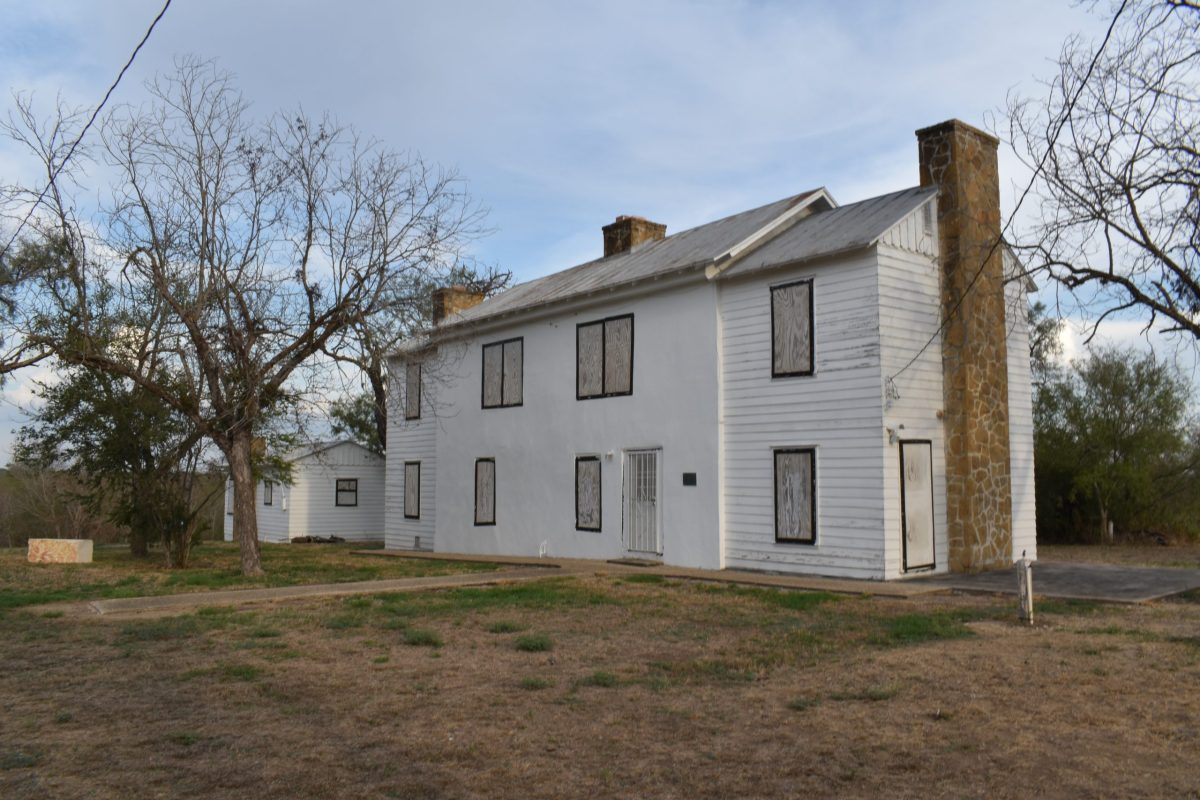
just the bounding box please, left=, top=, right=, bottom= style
left=402, top=628, right=443, bottom=648
left=871, top=610, right=984, bottom=646
left=829, top=684, right=901, bottom=702
left=514, top=633, right=553, bottom=652
left=577, top=670, right=619, bottom=688
left=0, top=542, right=501, bottom=612
left=4, top=573, right=1199, bottom=799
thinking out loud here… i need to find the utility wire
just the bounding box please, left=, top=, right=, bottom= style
left=886, top=0, right=1130, bottom=387
left=0, top=0, right=173, bottom=263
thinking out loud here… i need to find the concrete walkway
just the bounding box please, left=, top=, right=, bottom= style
left=357, top=549, right=946, bottom=598
left=33, top=566, right=575, bottom=619
left=910, top=560, right=1200, bottom=603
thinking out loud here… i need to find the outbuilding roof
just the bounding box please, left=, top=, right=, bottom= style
left=418, top=184, right=940, bottom=340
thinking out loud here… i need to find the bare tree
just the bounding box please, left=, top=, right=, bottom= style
left=1005, top=0, right=1199, bottom=343
left=5, top=58, right=487, bottom=574
left=323, top=265, right=510, bottom=452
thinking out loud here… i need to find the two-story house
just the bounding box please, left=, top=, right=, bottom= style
left=384, top=119, right=1035, bottom=580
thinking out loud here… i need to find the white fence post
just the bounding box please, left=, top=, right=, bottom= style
left=1017, top=557, right=1034, bottom=625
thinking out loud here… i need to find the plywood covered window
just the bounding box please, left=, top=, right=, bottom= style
left=774, top=448, right=816, bottom=544
left=263, top=481, right=274, bottom=506
left=482, top=338, right=523, bottom=408
left=771, top=279, right=814, bottom=377
left=405, top=362, right=421, bottom=420
left=474, top=458, right=495, bottom=526
left=403, top=462, right=421, bottom=519
left=577, top=314, right=634, bottom=399
left=575, top=456, right=601, bottom=531
left=336, top=478, right=358, bottom=507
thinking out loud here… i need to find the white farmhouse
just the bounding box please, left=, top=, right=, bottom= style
left=385, top=119, right=1035, bottom=579
left=223, top=440, right=385, bottom=544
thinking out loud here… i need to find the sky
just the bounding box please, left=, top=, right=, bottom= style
left=0, top=0, right=1186, bottom=461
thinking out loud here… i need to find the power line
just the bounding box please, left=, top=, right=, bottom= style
left=0, top=0, right=173, bottom=263
left=886, top=0, right=1130, bottom=387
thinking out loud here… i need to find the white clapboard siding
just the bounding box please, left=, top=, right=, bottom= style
left=877, top=203, right=950, bottom=578
left=222, top=479, right=290, bottom=543
left=1006, top=276, right=1038, bottom=561
left=289, top=442, right=385, bottom=541
left=386, top=353, right=437, bottom=550
left=719, top=250, right=889, bottom=580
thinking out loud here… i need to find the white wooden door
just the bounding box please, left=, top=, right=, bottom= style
left=623, top=449, right=661, bottom=555
left=900, top=441, right=935, bottom=571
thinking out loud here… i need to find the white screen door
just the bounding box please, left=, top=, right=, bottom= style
left=623, top=449, right=661, bottom=555
left=900, top=441, right=935, bottom=571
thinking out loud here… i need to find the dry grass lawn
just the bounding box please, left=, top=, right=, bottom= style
left=2, top=561, right=1199, bottom=798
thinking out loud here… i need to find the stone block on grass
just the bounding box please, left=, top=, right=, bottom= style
left=27, top=539, right=94, bottom=564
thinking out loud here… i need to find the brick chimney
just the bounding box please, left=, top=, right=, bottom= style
left=602, top=215, right=666, bottom=257
left=431, top=285, right=485, bottom=325
left=916, top=119, right=1013, bottom=573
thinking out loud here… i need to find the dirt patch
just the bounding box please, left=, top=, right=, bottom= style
left=2, top=576, right=1198, bottom=798
left=1041, top=542, right=1200, bottom=569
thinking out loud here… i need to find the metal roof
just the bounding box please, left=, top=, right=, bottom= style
left=716, top=185, right=938, bottom=279
left=432, top=184, right=938, bottom=333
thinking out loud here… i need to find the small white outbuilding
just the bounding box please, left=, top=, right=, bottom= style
left=223, top=440, right=385, bottom=544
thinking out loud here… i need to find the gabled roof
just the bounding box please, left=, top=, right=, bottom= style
left=285, top=439, right=380, bottom=463
left=421, top=184, right=939, bottom=338
left=714, top=185, right=938, bottom=279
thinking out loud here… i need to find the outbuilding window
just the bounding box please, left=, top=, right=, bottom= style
left=404, top=462, right=421, bottom=519
left=405, top=362, right=421, bottom=420
left=774, top=448, right=816, bottom=544
left=771, top=279, right=814, bottom=377
left=482, top=338, right=523, bottom=408
left=263, top=481, right=274, bottom=506
left=474, top=458, right=496, bottom=526
left=336, top=478, right=358, bottom=507
left=577, top=314, right=633, bottom=399
left=575, top=456, right=601, bottom=531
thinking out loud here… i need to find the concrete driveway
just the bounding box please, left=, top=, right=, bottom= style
left=911, top=560, right=1200, bottom=603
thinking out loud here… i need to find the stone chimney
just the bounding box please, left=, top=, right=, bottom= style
left=602, top=215, right=666, bottom=257
left=916, top=119, right=1013, bottom=573
left=431, top=285, right=485, bottom=325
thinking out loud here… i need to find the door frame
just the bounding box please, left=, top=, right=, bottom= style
left=899, top=439, right=936, bottom=573
left=621, top=446, right=663, bottom=556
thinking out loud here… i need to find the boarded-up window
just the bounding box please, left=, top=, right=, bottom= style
left=263, top=481, right=274, bottom=506
left=774, top=448, right=816, bottom=544
left=404, top=462, right=421, bottom=519
left=771, top=280, right=813, bottom=377
left=475, top=459, right=495, bottom=525
left=576, top=323, right=604, bottom=398
left=336, top=478, right=358, bottom=507
left=482, top=338, right=522, bottom=408
left=575, top=456, right=601, bottom=531
left=405, top=362, right=421, bottom=420
left=577, top=314, right=634, bottom=399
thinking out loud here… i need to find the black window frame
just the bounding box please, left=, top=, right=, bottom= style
left=773, top=447, right=817, bottom=545
left=263, top=480, right=274, bottom=506
left=576, top=313, right=634, bottom=400
left=770, top=279, right=815, bottom=379
left=474, top=458, right=496, bottom=526
left=481, top=336, right=524, bottom=409
left=574, top=455, right=602, bottom=532
left=403, top=461, right=421, bottom=520
left=335, top=478, right=359, bottom=507
left=405, top=362, right=421, bottom=420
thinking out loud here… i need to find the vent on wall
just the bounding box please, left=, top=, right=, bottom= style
left=922, top=202, right=934, bottom=236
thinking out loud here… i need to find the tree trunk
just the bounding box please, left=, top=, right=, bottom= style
left=227, top=430, right=264, bottom=576
left=369, top=368, right=387, bottom=452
